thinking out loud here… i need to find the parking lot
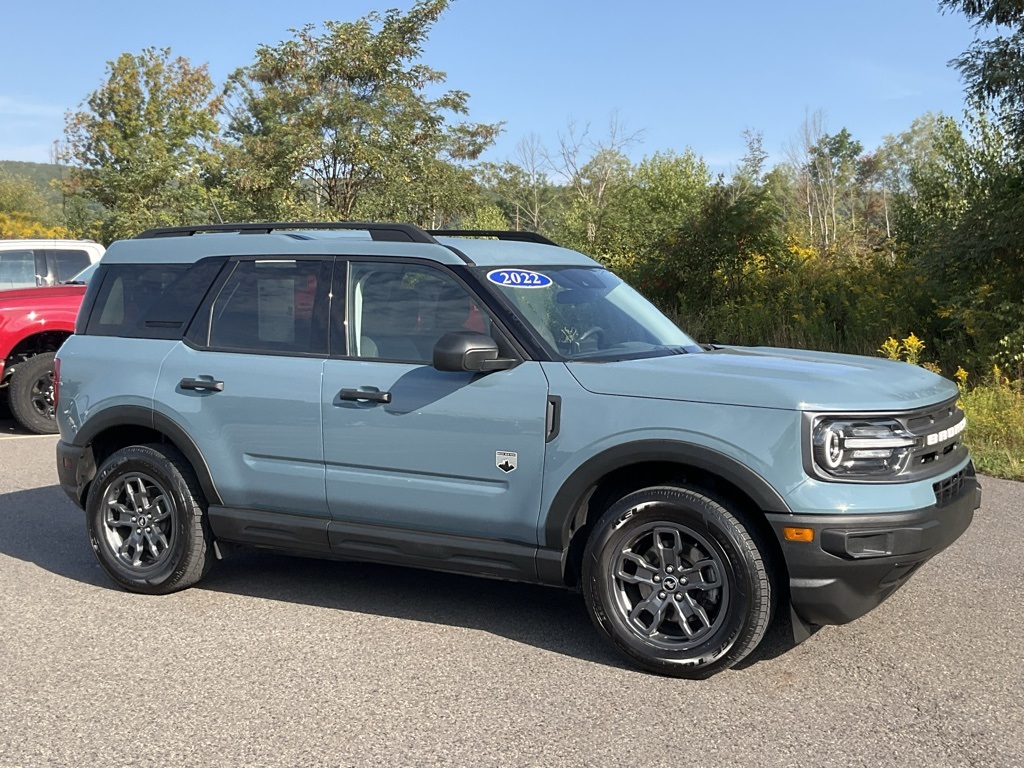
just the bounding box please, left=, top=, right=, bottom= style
left=1, top=419, right=1022, bottom=768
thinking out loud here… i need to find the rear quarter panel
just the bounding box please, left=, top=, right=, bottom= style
left=55, top=336, right=174, bottom=443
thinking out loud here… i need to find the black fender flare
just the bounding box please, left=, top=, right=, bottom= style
left=72, top=405, right=222, bottom=506
left=542, top=439, right=792, bottom=550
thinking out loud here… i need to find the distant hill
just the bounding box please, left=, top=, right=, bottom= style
left=0, top=160, right=67, bottom=206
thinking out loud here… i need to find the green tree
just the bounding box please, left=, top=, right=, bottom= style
left=0, top=172, right=49, bottom=220
left=221, top=0, right=500, bottom=225
left=0, top=171, right=69, bottom=237
left=476, top=134, right=558, bottom=233
left=61, top=47, right=223, bottom=242
left=940, top=0, right=1024, bottom=138
left=806, top=128, right=864, bottom=255
left=607, top=149, right=711, bottom=292
left=548, top=114, right=640, bottom=252
left=660, top=133, right=786, bottom=314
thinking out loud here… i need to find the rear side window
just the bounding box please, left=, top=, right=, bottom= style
left=85, top=260, right=224, bottom=339
left=0, top=249, right=36, bottom=289
left=190, top=259, right=330, bottom=356
left=51, top=249, right=92, bottom=283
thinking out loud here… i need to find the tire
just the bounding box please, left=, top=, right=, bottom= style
left=86, top=443, right=214, bottom=594
left=8, top=352, right=58, bottom=434
left=582, top=485, right=772, bottom=679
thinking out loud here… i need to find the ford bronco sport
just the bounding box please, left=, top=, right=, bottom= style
left=55, top=223, right=980, bottom=678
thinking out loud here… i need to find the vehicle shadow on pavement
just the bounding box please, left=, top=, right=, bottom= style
left=198, top=546, right=627, bottom=668
left=1, top=484, right=627, bottom=669
left=0, top=485, right=110, bottom=588
left=0, top=483, right=803, bottom=672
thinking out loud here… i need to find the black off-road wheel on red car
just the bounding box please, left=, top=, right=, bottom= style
left=86, top=444, right=215, bottom=594
left=8, top=352, right=59, bottom=434
left=582, top=484, right=773, bottom=679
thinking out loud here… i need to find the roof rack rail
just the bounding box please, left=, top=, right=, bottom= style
left=135, top=221, right=438, bottom=244
left=428, top=229, right=559, bottom=247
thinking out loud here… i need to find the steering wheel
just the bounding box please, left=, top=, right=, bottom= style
left=578, top=326, right=605, bottom=344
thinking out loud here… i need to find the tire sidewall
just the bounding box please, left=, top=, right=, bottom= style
left=8, top=352, right=58, bottom=434
left=583, top=491, right=761, bottom=676
left=86, top=447, right=198, bottom=594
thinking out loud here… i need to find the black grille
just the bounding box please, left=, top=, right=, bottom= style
left=933, top=469, right=967, bottom=506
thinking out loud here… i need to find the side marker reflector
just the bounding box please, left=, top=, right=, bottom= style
left=783, top=527, right=815, bottom=542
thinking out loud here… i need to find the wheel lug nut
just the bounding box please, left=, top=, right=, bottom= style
left=145, top=527, right=151, bottom=533
left=666, top=566, right=674, bottom=573
left=658, top=592, right=666, bottom=600
left=653, top=575, right=661, bottom=582
left=136, top=528, right=141, bottom=534
left=132, top=517, right=137, bottom=523
left=675, top=593, right=683, bottom=601
left=680, top=578, right=688, bottom=586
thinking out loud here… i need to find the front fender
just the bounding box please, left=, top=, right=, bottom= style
left=541, top=439, right=792, bottom=550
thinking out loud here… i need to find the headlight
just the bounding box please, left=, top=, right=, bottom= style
left=812, top=418, right=919, bottom=478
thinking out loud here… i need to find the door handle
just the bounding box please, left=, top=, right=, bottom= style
left=338, top=388, right=391, bottom=404
left=180, top=377, right=224, bottom=392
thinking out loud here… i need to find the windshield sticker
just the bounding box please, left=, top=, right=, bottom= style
left=487, top=269, right=553, bottom=288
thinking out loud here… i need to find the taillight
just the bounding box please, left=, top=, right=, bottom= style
left=53, top=356, right=60, bottom=409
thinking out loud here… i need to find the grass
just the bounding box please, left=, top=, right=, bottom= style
left=960, top=379, right=1024, bottom=481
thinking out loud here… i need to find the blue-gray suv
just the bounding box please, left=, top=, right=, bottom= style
left=55, top=222, right=981, bottom=678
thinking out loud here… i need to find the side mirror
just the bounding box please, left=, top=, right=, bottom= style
left=433, top=332, right=516, bottom=373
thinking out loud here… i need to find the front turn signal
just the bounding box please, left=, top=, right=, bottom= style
left=783, top=527, right=815, bottom=542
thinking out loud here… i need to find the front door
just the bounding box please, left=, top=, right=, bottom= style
left=321, top=260, right=550, bottom=546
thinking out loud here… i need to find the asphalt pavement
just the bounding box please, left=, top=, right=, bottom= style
left=1, top=421, right=1021, bottom=767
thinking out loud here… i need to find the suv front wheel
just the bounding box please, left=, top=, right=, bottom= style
left=582, top=485, right=773, bottom=678
left=86, top=444, right=214, bottom=594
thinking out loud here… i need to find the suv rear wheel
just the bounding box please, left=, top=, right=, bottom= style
left=582, top=484, right=772, bottom=678
left=8, top=352, right=58, bottom=434
left=86, top=444, right=214, bottom=594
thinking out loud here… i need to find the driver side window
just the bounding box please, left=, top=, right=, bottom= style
left=347, top=262, right=489, bottom=362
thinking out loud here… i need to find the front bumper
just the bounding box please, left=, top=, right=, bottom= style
left=767, top=465, right=981, bottom=626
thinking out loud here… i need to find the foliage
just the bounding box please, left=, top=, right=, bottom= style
left=878, top=333, right=927, bottom=366
left=940, top=0, right=1024, bottom=140
left=61, top=47, right=224, bottom=241
left=0, top=170, right=68, bottom=237
left=458, top=203, right=510, bottom=230
left=220, top=0, right=500, bottom=226
left=0, top=161, right=64, bottom=207
left=9, top=2, right=1017, bottom=472
left=879, top=334, right=1024, bottom=479
left=0, top=212, right=68, bottom=238
left=955, top=368, right=1024, bottom=480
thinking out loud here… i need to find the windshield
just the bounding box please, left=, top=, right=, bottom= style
left=481, top=266, right=700, bottom=361
left=65, top=262, right=99, bottom=285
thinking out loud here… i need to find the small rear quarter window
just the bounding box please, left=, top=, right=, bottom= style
left=84, top=259, right=224, bottom=339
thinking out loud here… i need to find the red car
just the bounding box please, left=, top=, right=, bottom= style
left=0, top=265, right=93, bottom=433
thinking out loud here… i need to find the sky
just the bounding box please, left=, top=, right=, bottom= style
left=0, top=0, right=979, bottom=174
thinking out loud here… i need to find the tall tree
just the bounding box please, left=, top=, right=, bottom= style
left=222, top=0, right=500, bottom=225
left=477, top=134, right=555, bottom=233
left=940, top=0, right=1024, bottom=139
left=61, top=47, right=223, bottom=241
left=0, top=171, right=68, bottom=237
left=548, top=113, right=641, bottom=251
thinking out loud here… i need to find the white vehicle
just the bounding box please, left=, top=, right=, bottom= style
left=0, top=239, right=105, bottom=290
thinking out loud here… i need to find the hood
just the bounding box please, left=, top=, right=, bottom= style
left=566, top=346, right=958, bottom=412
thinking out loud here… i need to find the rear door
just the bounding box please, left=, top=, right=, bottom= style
left=155, top=257, right=332, bottom=523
